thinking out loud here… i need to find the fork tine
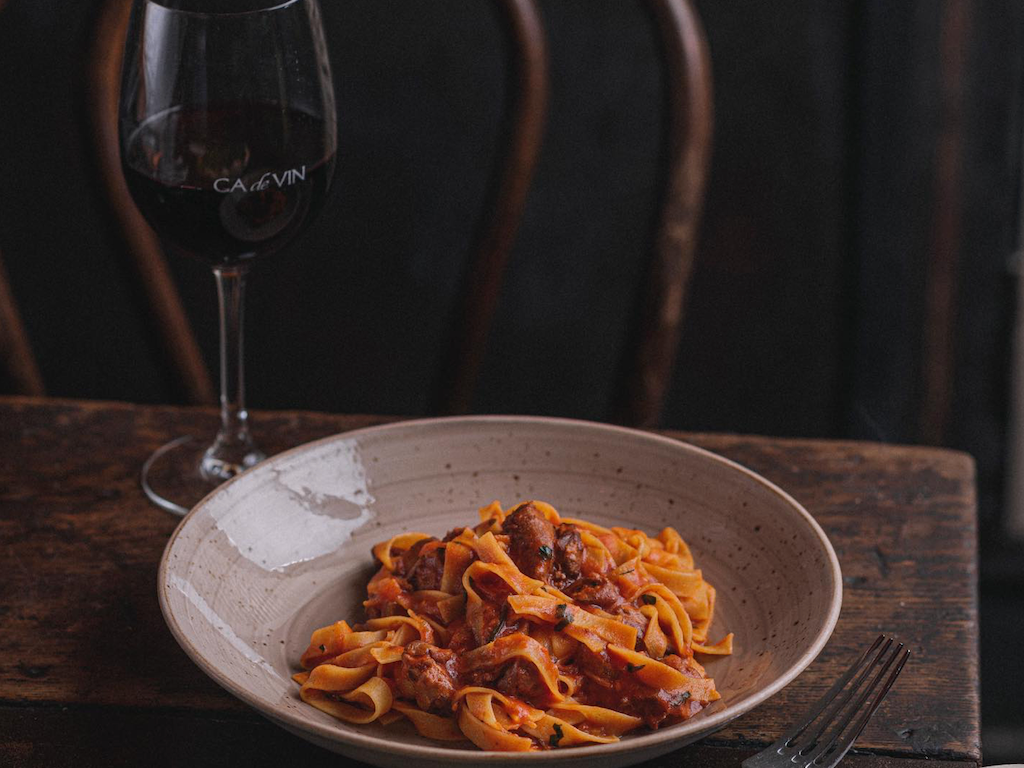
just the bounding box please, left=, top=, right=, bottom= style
left=770, top=634, right=886, bottom=752
left=791, top=636, right=894, bottom=750
left=807, top=644, right=911, bottom=768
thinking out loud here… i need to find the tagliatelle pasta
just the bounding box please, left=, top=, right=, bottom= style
left=294, top=500, right=734, bottom=751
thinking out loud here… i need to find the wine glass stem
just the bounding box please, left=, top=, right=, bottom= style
left=215, top=265, right=249, bottom=435
left=201, top=265, right=264, bottom=482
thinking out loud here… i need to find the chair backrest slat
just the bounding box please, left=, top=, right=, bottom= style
left=612, top=0, right=713, bottom=427
left=434, top=0, right=549, bottom=416
left=0, top=246, right=45, bottom=397
left=89, top=0, right=217, bottom=406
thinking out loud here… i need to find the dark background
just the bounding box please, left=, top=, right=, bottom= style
left=1, top=0, right=1022, bottom=761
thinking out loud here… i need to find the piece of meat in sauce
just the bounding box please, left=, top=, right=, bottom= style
left=480, top=608, right=527, bottom=647
left=364, top=597, right=404, bottom=620
left=568, top=578, right=621, bottom=609
left=471, top=574, right=523, bottom=646
left=395, top=641, right=458, bottom=714
left=387, top=537, right=427, bottom=576
left=363, top=569, right=412, bottom=619
left=461, top=653, right=554, bottom=706
left=495, top=657, right=551, bottom=704
left=502, top=503, right=556, bottom=582
left=577, top=646, right=685, bottom=728
left=405, top=539, right=446, bottom=591
left=552, top=523, right=585, bottom=588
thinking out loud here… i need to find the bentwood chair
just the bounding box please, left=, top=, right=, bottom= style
left=1, top=0, right=712, bottom=428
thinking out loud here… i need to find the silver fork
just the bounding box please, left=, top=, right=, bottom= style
left=742, top=635, right=910, bottom=768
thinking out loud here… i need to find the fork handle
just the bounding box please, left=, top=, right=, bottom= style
left=741, top=750, right=786, bottom=768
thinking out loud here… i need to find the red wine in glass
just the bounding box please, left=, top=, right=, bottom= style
left=119, top=0, right=337, bottom=515
left=123, top=103, right=336, bottom=267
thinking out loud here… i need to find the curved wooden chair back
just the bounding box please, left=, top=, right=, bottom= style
left=433, top=0, right=549, bottom=416
left=41, top=0, right=710, bottom=427
left=0, top=0, right=43, bottom=396
left=90, top=0, right=217, bottom=405
left=0, top=246, right=45, bottom=397
left=612, top=0, right=713, bottom=427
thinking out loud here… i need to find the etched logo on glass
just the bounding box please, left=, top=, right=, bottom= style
left=214, top=165, right=308, bottom=194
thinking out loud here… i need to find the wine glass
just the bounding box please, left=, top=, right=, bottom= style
left=119, top=0, right=337, bottom=515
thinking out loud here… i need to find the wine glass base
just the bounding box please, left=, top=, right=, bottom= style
left=200, top=444, right=265, bottom=483
left=142, top=435, right=263, bottom=516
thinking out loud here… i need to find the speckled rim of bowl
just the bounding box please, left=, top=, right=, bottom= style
left=158, top=415, right=843, bottom=763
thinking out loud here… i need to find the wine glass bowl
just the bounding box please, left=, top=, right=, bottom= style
left=121, top=103, right=336, bottom=267
left=119, top=0, right=337, bottom=514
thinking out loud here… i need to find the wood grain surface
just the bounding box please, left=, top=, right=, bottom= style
left=0, top=706, right=973, bottom=768
left=0, top=398, right=980, bottom=766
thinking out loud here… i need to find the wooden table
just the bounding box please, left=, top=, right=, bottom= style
left=0, top=397, right=981, bottom=767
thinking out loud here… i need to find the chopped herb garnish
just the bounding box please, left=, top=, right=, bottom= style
left=671, top=691, right=692, bottom=707
left=488, top=605, right=509, bottom=643
left=618, top=568, right=634, bottom=576
left=468, top=576, right=478, bottom=593
left=626, top=663, right=646, bottom=673
left=554, top=605, right=574, bottom=631
left=641, top=594, right=657, bottom=605
left=538, top=545, right=554, bottom=560
left=318, top=644, right=326, bottom=652
left=549, top=722, right=564, bottom=746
